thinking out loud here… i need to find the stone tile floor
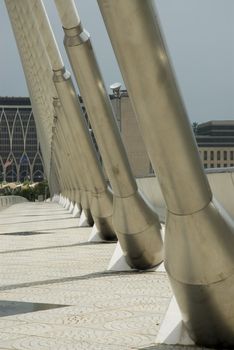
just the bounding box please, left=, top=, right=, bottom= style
left=0, top=202, right=217, bottom=349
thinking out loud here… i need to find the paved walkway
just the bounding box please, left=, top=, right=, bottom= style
left=0, top=202, right=213, bottom=349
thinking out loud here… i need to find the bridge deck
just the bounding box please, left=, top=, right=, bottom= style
left=0, top=202, right=208, bottom=349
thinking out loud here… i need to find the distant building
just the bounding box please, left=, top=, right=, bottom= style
left=111, top=93, right=234, bottom=173
left=1, top=95, right=232, bottom=184
left=0, top=97, right=44, bottom=182
left=110, top=91, right=152, bottom=177
left=196, top=121, right=234, bottom=168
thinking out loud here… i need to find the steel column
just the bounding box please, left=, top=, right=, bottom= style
left=54, top=0, right=163, bottom=269
left=98, top=0, right=234, bottom=347
left=28, top=0, right=116, bottom=240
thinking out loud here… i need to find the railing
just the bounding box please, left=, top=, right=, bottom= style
left=137, top=168, right=234, bottom=222
left=0, top=195, right=28, bottom=210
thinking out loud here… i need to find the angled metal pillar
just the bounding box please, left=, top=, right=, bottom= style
left=53, top=102, right=83, bottom=215
left=7, top=0, right=84, bottom=219
left=50, top=156, right=60, bottom=197
left=5, top=0, right=52, bottom=181
left=26, top=0, right=116, bottom=240
left=52, top=118, right=76, bottom=203
left=52, top=98, right=92, bottom=222
left=8, top=2, right=78, bottom=210
left=53, top=0, right=163, bottom=269
left=6, top=0, right=75, bottom=210
left=98, top=0, right=234, bottom=347
left=15, top=1, right=72, bottom=205
left=18, top=15, right=81, bottom=211
left=51, top=132, right=69, bottom=196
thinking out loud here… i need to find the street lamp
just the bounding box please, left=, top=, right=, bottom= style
left=110, top=82, right=121, bottom=98
left=110, top=82, right=122, bottom=131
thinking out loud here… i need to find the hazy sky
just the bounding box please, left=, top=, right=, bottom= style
left=0, top=0, right=234, bottom=123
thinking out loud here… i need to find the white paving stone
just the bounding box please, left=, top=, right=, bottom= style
left=0, top=202, right=213, bottom=349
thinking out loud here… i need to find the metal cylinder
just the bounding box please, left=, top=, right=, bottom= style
left=53, top=68, right=114, bottom=238
left=49, top=157, right=60, bottom=196
left=54, top=0, right=163, bottom=269
left=98, top=0, right=211, bottom=216
left=28, top=0, right=116, bottom=240
left=98, top=0, right=234, bottom=347
left=53, top=109, right=81, bottom=206
left=53, top=98, right=92, bottom=223
left=5, top=0, right=52, bottom=179
left=7, top=0, right=81, bottom=215
left=27, top=0, right=91, bottom=201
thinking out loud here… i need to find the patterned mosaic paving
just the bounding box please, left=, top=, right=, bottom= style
left=0, top=202, right=214, bottom=349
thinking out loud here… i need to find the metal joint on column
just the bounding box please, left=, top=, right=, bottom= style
left=63, top=24, right=90, bottom=47
left=53, top=67, right=70, bottom=82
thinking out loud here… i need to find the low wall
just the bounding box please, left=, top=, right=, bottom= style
left=137, top=169, right=234, bottom=222
left=0, top=196, right=28, bottom=211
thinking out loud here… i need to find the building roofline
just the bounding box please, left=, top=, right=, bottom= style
left=198, top=120, right=234, bottom=127
left=0, top=97, right=31, bottom=106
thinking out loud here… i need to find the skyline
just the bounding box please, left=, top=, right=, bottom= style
left=0, top=0, right=233, bottom=123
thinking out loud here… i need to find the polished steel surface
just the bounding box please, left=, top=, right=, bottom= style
left=49, top=158, right=60, bottom=196
left=53, top=99, right=93, bottom=223
left=5, top=0, right=52, bottom=179
left=29, top=0, right=114, bottom=238
left=20, top=0, right=81, bottom=208
left=54, top=0, right=80, bottom=29
left=10, top=0, right=114, bottom=236
left=54, top=0, right=163, bottom=269
left=98, top=0, right=234, bottom=346
left=98, top=0, right=211, bottom=216
left=53, top=68, right=114, bottom=239
left=51, top=136, right=71, bottom=203
left=6, top=0, right=75, bottom=208
left=166, top=200, right=234, bottom=347
left=63, top=24, right=136, bottom=198
left=52, top=103, right=82, bottom=208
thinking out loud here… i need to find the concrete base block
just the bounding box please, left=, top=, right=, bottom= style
left=155, top=262, right=165, bottom=272
left=107, top=242, right=133, bottom=271
left=65, top=199, right=71, bottom=210
left=78, top=210, right=90, bottom=227
left=69, top=202, right=74, bottom=213
left=107, top=242, right=166, bottom=272
left=52, top=195, right=57, bottom=202
left=72, top=203, right=81, bottom=218
left=88, top=224, right=105, bottom=242
left=156, top=296, right=194, bottom=346
left=61, top=197, right=66, bottom=207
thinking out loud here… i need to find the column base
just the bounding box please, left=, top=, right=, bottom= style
left=78, top=210, right=90, bottom=227
left=72, top=203, right=81, bottom=218
left=156, top=296, right=194, bottom=346
left=88, top=224, right=105, bottom=242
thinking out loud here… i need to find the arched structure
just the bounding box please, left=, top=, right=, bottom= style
left=0, top=97, right=45, bottom=182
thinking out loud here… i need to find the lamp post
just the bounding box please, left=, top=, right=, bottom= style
left=110, top=82, right=122, bottom=132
